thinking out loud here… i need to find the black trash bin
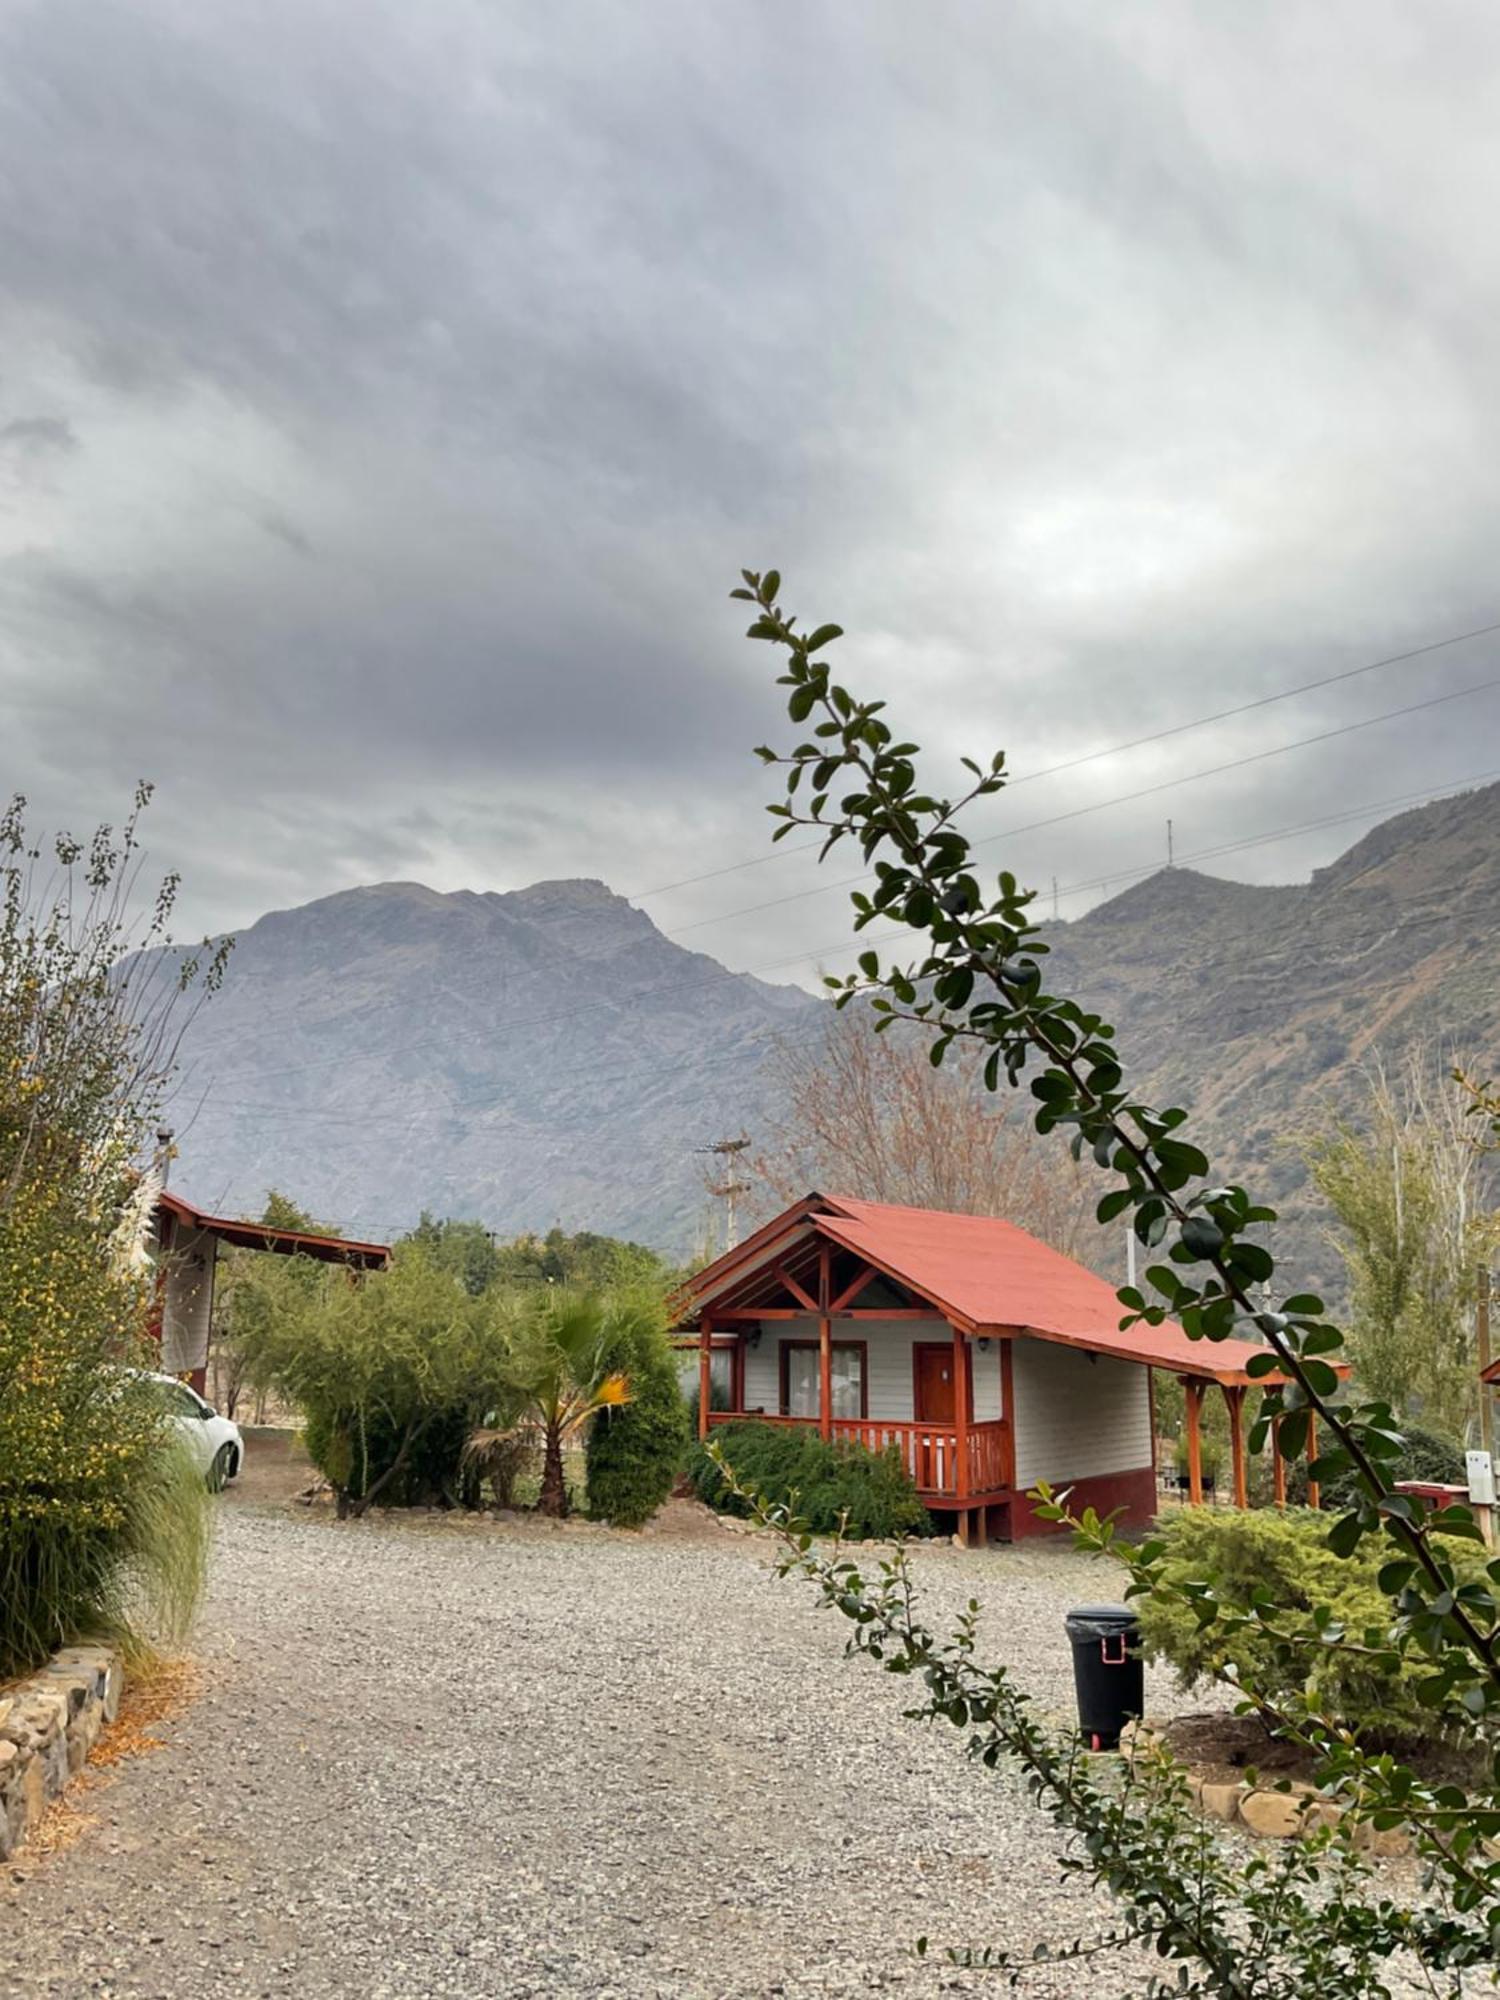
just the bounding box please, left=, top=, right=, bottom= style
left=1064, top=1603, right=1143, bottom=1751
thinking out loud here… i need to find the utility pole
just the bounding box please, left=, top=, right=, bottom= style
left=697, top=1135, right=752, bottom=1254
left=1051, top=876, right=1059, bottom=922
left=1166, top=818, right=1175, bottom=869
left=1479, top=1265, right=1493, bottom=1464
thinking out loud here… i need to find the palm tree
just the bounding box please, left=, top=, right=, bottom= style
left=470, top=1291, right=631, bottom=1517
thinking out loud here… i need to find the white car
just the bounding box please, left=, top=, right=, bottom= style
left=140, top=1372, right=244, bottom=1490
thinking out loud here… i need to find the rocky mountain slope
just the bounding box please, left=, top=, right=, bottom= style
left=1044, top=780, right=1500, bottom=1296
left=161, top=781, right=1500, bottom=1277
left=163, top=878, right=816, bottom=1252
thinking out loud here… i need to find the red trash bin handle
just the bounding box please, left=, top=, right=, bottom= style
left=1101, top=1635, right=1128, bottom=1666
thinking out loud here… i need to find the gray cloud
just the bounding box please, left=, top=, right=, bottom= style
left=2, top=0, right=1500, bottom=979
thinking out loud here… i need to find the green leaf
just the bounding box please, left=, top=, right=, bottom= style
left=1326, top=1512, right=1363, bottom=1558
left=806, top=623, right=843, bottom=651
left=1299, top=1357, right=1340, bottom=1397
left=762, top=569, right=781, bottom=601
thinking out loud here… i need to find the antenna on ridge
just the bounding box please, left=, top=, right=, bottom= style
left=1051, top=875, right=1059, bottom=921
left=1166, top=818, right=1175, bottom=869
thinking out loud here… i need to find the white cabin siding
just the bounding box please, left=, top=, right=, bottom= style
left=739, top=1317, right=1003, bottom=1421
left=1011, top=1341, right=1151, bottom=1488
left=160, top=1226, right=217, bottom=1376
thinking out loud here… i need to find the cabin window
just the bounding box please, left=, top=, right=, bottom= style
left=779, top=1340, right=867, bottom=1420
left=707, top=1348, right=736, bottom=1411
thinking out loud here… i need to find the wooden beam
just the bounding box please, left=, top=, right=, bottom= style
left=952, top=1324, right=971, bottom=1505
left=999, top=1338, right=1016, bottom=1492
left=1306, top=1411, right=1320, bottom=1512
left=828, top=1262, right=879, bottom=1313
left=711, top=1308, right=806, bottom=1321
left=711, top=1307, right=946, bottom=1322
left=774, top=1264, right=819, bottom=1313
left=1223, top=1384, right=1248, bottom=1509
left=833, top=1308, right=939, bottom=1321
left=1184, top=1379, right=1204, bottom=1506
left=818, top=1244, right=833, bottom=1443
left=698, top=1313, right=713, bottom=1443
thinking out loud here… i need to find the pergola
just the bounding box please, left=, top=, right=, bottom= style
left=151, top=1189, right=390, bottom=1392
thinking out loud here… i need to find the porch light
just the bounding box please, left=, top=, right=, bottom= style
left=976, top=1337, right=993, bottom=1353
left=747, top=1326, right=762, bottom=1350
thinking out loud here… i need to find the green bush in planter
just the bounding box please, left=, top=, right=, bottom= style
left=1138, top=1506, right=1486, bottom=1753
left=688, top=1419, right=933, bottom=1540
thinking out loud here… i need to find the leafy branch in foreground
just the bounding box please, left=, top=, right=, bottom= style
left=731, top=567, right=1500, bottom=1950
left=708, top=1447, right=1490, bottom=1997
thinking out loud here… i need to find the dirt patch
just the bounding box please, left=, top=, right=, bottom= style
left=1158, top=1711, right=1307, bottom=1788
left=228, top=1426, right=313, bottom=1506
left=8, top=1655, right=205, bottom=1879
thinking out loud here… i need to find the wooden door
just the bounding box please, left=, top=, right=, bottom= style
left=913, top=1343, right=956, bottom=1423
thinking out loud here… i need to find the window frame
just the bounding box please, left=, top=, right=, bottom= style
left=777, top=1338, right=869, bottom=1421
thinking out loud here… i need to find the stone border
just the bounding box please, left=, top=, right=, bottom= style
left=1118, top=1721, right=1412, bottom=1856
left=0, top=1645, right=122, bottom=1860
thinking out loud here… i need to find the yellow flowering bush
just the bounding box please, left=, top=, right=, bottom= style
left=0, top=791, right=226, bottom=1677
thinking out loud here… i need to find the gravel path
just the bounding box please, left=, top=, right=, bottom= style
left=7, top=1496, right=1214, bottom=1998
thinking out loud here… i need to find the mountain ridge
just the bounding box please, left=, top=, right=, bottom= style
left=161, top=782, right=1500, bottom=1271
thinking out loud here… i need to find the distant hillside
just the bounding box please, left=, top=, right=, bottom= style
left=162, top=878, right=816, bottom=1252
left=160, top=781, right=1500, bottom=1282
left=1043, top=780, right=1500, bottom=1296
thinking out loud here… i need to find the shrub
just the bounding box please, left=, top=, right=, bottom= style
left=689, top=1420, right=932, bottom=1540
left=1316, top=1419, right=1465, bottom=1513
left=1137, top=1507, right=1485, bottom=1752
left=302, top=1401, right=480, bottom=1508
left=0, top=792, right=223, bottom=1678
left=585, top=1294, right=688, bottom=1527
left=248, top=1245, right=508, bottom=1517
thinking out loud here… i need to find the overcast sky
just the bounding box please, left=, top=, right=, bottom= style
left=4, top=1, right=1500, bottom=989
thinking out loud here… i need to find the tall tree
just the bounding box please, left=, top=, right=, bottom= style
left=754, top=1004, right=1106, bottom=1262
left=1301, top=1053, right=1498, bottom=1436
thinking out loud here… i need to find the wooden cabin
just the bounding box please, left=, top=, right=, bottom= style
left=677, top=1192, right=1299, bottom=1544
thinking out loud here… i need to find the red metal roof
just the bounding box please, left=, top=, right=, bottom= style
left=156, top=1190, right=391, bottom=1270
left=684, top=1192, right=1316, bottom=1388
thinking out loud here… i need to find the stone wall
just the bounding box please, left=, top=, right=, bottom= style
left=0, top=1645, right=121, bottom=1860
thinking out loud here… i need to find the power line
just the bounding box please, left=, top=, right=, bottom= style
left=191, top=693, right=1500, bottom=1095
left=188, top=661, right=1500, bottom=1087
left=180, top=755, right=1500, bottom=1136
left=627, top=671, right=1500, bottom=940
left=622, top=614, right=1500, bottom=899
left=166, top=609, right=1500, bottom=1058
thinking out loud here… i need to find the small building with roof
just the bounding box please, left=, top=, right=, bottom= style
left=676, top=1191, right=1312, bottom=1544
left=150, top=1189, right=391, bottom=1394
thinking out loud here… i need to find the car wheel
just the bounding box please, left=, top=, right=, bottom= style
left=208, top=1443, right=234, bottom=1492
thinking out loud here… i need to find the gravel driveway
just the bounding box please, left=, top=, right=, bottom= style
left=7, top=1494, right=1208, bottom=1999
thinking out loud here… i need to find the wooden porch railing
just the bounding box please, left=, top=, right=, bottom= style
left=705, top=1411, right=1011, bottom=1501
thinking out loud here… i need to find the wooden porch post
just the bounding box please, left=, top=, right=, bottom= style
left=1223, top=1384, right=1248, bottom=1509
left=1272, top=1410, right=1287, bottom=1508
left=818, top=1244, right=832, bottom=1442
left=697, top=1313, right=714, bottom=1443
left=1000, top=1337, right=1016, bottom=1491
left=952, top=1323, right=971, bottom=1540
left=1306, top=1411, right=1321, bottom=1511
left=1183, top=1378, right=1204, bottom=1506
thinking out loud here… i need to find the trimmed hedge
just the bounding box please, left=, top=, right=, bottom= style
left=585, top=1311, right=689, bottom=1528
left=688, top=1419, right=933, bottom=1540
left=1137, top=1505, right=1485, bottom=1752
